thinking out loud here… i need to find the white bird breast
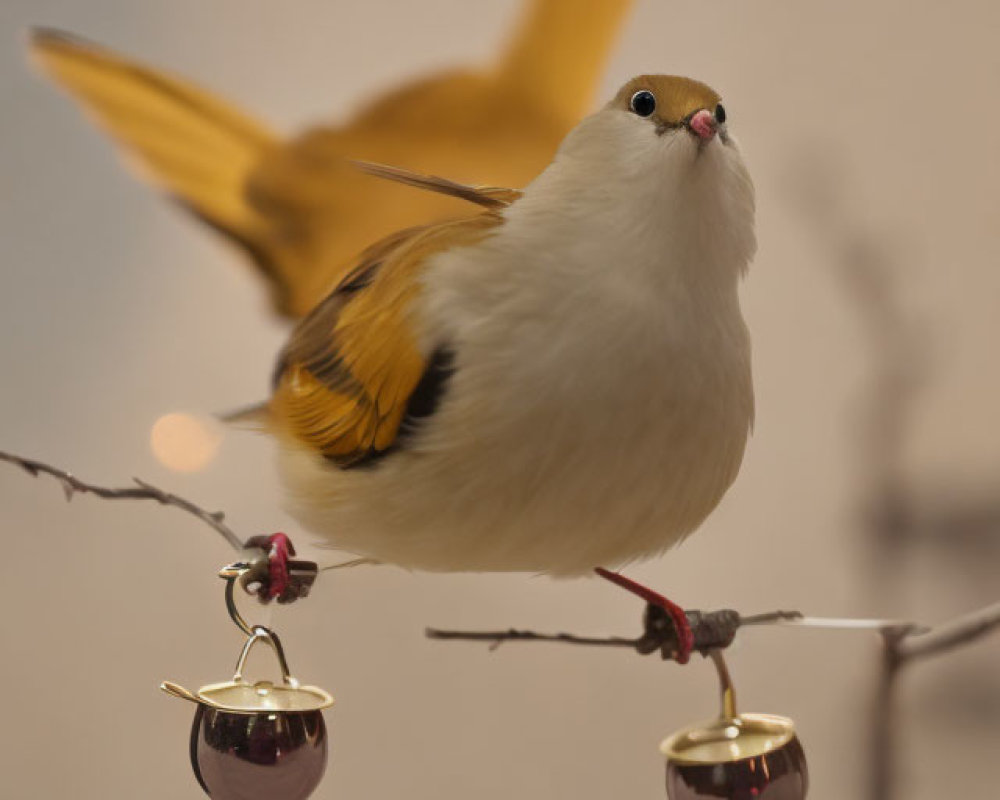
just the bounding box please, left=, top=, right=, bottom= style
left=278, top=110, right=757, bottom=575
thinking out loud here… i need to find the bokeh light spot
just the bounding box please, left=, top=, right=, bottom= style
left=150, top=412, right=222, bottom=472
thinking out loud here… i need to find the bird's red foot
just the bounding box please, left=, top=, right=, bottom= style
left=595, top=567, right=694, bottom=664
left=242, top=533, right=316, bottom=603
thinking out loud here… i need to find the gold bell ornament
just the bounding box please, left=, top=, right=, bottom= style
left=662, top=649, right=808, bottom=800
left=161, top=562, right=333, bottom=800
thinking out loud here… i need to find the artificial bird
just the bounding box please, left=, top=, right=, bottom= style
left=29, top=11, right=754, bottom=662
left=264, top=76, right=755, bottom=660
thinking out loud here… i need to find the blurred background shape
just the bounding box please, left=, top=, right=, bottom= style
left=150, top=411, right=222, bottom=472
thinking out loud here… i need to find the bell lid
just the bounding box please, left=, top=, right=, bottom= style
left=162, top=678, right=334, bottom=713
left=660, top=712, right=797, bottom=765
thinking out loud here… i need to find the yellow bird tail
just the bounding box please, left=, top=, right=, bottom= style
left=28, top=3, right=635, bottom=320
left=28, top=28, right=287, bottom=306
left=496, top=0, right=633, bottom=124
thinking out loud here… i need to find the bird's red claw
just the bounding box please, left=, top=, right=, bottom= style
left=594, top=567, right=694, bottom=664
left=243, top=532, right=299, bottom=602
left=264, top=532, right=294, bottom=599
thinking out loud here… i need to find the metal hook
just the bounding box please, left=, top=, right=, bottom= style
left=708, top=648, right=738, bottom=723
left=219, top=561, right=267, bottom=636
left=222, top=568, right=254, bottom=636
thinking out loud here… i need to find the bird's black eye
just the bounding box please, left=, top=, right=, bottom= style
left=715, top=104, right=727, bottom=124
left=630, top=90, right=657, bottom=117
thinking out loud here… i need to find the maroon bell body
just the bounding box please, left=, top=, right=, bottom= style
left=666, top=735, right=808, bottom=800
left=662, top=709, right=808, bottom=800
left=191, top=706, right=328, bottom=800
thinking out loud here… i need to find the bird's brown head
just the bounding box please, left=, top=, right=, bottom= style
left=542, top=72, right=754, bottom=268
left=608, top=75, right=726, bottom=142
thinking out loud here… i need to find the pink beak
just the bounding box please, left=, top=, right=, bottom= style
left=687, top=109, right=717, bottom=141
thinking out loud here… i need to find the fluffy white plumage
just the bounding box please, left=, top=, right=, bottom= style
left=276, top=82, right=757, bottom=575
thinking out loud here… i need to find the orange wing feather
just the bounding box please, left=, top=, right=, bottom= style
left=271, top=172, right=518, bottom=465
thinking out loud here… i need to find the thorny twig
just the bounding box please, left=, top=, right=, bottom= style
left=0, top=449, right=317, bottom=602
left=0, top=449, right=244, bottom=549
left=428, top=607, right=935, bottom=659
left=430, top=602, right=1000, bottom=684
left=427, top=627, right=638, bottom=652
left=428, top=607, right=805, bottom=658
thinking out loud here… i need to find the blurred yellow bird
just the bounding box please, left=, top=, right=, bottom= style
left=29, top=0, right=634, bottom=317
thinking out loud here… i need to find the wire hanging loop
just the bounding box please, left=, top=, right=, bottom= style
left=233, top=626, right=299, bottom=689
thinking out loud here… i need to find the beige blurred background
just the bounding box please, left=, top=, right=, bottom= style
left=1, top=1, right=998, bottom=798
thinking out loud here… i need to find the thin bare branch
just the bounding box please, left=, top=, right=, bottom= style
left=426, top=627, right=638, bottom=652
left=0, top=449, right=243, bottom=550
left=428, top=608, right=806, bottom=660
left=430, top=599, right=1000, bottom=666
left=895, top=600, right=1000, bottom=662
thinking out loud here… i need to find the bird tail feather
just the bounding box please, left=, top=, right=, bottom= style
left=496, top=0, right=634, bottom=123
left=217, top=402, right=272, bottom=431
left=28, top=28, right=289, bottom=306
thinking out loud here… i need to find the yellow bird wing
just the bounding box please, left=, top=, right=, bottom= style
left=29, top=0, right=632, bottom=319
left=270, top=174, right=516, bottom=465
